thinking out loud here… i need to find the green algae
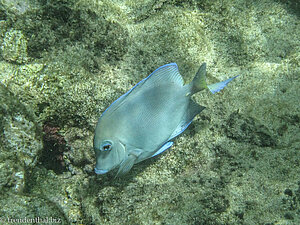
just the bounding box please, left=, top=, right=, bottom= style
left=1, top=28, right=28, bottom=64
left=0, top=0, right=299, bottom=224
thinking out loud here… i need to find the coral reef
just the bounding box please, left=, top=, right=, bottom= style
left=0, top=0, right=299, bottom=224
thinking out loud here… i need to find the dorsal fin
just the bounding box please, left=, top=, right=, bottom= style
left=101, top=63, right=184, bottom=117
left=142, top=63, right=184, bottom=88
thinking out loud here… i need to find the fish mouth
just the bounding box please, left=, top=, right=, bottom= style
left=94, top=168, right=108, bottom=174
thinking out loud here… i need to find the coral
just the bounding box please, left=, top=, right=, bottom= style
left=39, top=123, right=68, bottom=173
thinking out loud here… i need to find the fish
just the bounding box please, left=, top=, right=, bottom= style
left=93, top=62, right=238, bottom=176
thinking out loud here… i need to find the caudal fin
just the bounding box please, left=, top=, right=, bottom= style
left=207, top=75, right=239, bottom=94
left=191, top=62, right=239, bottom=94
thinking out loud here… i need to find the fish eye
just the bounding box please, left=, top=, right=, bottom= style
left=101, top=140, right=113, bottom=151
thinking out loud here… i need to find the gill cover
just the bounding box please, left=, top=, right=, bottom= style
left=94, top=139, right=126, bottom=174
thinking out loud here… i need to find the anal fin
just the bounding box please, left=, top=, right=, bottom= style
left=151, top=141, right=173, bottom=157
left=169, top=100, right=205, bottom=140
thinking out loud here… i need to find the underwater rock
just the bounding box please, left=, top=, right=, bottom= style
left=0, top=83, right=42, bottom=193
left=1, top=0, right=32, bottom=15
left=225, top=111, right=277, bottom=147
left=0, top=193, right=68, bottom=224
left=0, top=0, right=299, bottom=224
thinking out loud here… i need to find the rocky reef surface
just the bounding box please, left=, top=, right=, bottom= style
left=0, top=0, right=299, bottom=224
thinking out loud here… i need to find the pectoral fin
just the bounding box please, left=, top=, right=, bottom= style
left=116, top=149, right=142, bottom=177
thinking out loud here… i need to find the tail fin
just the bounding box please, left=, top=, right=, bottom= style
left=207, top=75, right=239, bottom=94
left=191, top=62, right=239, bottom=94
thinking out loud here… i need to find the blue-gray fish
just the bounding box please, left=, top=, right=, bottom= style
left=94, top=63, right=238, bottom=176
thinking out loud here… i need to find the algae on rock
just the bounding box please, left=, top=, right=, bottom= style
left=0, top=192, right=68, bottom=224
left=0, top=83, right=42, bottom=193
left=1, top=28, right=28, bottom=64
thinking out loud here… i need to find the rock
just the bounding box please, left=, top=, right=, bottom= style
left=0, top=192, right=68, bottom=224
left=0, top=83, right=42, bottom=193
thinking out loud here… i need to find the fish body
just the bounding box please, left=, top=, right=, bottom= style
left=94, top=63, right=238, bottom=176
